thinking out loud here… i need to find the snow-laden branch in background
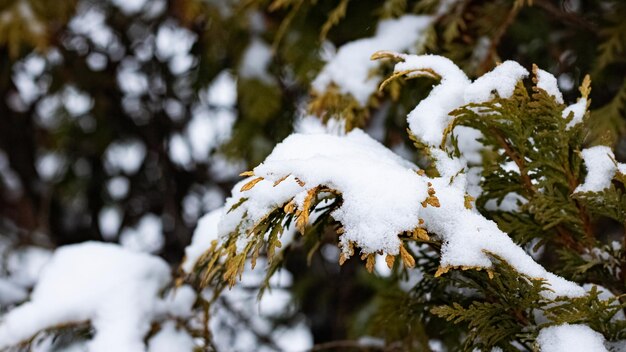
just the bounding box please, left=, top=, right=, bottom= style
left=312, top=15, right=433, bottom=106
left=0, top=243, right=196, bottom=352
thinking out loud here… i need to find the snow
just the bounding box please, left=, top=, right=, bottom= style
left=222, top=128, right=585, bottom=298
left=224, top=129, right=429, bottom=256
left=563, top=97, right=588, bottom=128
left=575, top=146, right=616, bottom=193
left=0, top=278, right=27, bottom=306
left=6, top=246, right=52, bottom=287
left=0, top=242, right=171, bottom=352
left=312, top=15, right=433, bottom=105
left=147, top=322, right=194, bottom=352
left=395, top=54, right=471, bottom=147
left=182, top=207, right=223, bottom=273
left=535, top=68, right=564, bottom=104
left=393, top=57, right=530, bottom=147
left=464, top=61, right=528, bottom=104
left=536, top=324, right=608, bottom=352
left=120, top=214, right=165, bottom=254
left=98, top=206, right=122, bottom=240
left=104, top=139, right=147, bottom=175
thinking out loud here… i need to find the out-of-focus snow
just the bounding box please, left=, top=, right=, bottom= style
left=104, top=139, right=146, bottom=175
left=120, top=214, right=165, bottom=254
left=147, top=322, right=194, bottom=352
left=312, top=15, right=433, bottom=105
left=0, top=242, right=172, bottom=352
left=240, top=38, right=273, bottom=84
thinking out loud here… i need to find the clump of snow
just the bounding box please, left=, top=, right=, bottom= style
left=563, top=97, right=587, bottom=129
left=182, top=207, right=223, bottom=273
left=312, top=15, right=433, bottom=105
left=0, top=242, right=171, bottom=352
left=535, top=68, right=564, bottom=104
left=575, top=146, right=616, bottom=193
left=536, top=324, right=608, bottom=352
left=464, top=61, right=528, bottom=103
left=225, top=129, right=429, bottom=256
left=395, top=54, right=471, bottom=147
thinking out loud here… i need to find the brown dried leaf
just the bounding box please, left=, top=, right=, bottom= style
left=240, top=177, right=264, bottom=192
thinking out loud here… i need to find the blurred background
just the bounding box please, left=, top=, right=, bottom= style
left=1, top=0, right=625, bottom=348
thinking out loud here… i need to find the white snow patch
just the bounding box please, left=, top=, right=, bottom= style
left=563, top=97, right=587, bottom=129
left=464, top=61, right=528, bottom=104
left=536, top=324, right=608, bottom=352
left=575, top=146, right=616, bottom=193
left=535, top=68, right=564, bottom=104
left=223, top=130, right=585, bottom=298
left=396, top=54, right=471, bottom=146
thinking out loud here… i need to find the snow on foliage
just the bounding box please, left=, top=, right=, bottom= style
left=312, top=15, right=432, bottom=105
left=535, top=67, right=564, bottom=104
left=536, top=324, right=608, bottom=352
left=575, top=146, right=617, bottom=193
left=235, top=130, right=429, bottom=255
left=228, top=127, right=584, bottom=298
left=212, top=54, right=600, bottom=302
left=0, top=242, right=192, bottom=352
